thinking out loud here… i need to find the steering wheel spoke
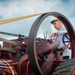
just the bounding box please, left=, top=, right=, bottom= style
left=62, top=33, right=71, bottom=49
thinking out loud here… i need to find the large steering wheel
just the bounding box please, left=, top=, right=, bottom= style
left=28, top=12, right=75, bottom=75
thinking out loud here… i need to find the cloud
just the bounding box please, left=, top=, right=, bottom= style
left=0, top=15, right=3, bottom=19
left=0, top=0, right=59, bottom=20
left=0, top=0, right=75, bottom=39
left=0, top=41, right=3, bottom=47
left=0, top=0, right=59, bottom=38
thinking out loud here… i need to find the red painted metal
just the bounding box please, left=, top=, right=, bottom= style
left=72, top=71, right=75, bottom=75
left=0, top=59, right=18, bottom=75
left=0, top=38, right=64, bottom=75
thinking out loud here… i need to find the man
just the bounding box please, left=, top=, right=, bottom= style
left=51, top=18, right=71, bottom=59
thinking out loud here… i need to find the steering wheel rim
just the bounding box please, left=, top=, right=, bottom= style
left=28, top=12, right=75, bottom=75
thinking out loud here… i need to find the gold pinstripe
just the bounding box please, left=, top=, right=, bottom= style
left=19, top=54, right=28, bottom=74
left=3, top=60, right=15, bottom=75
left=2, top=60, right=11, bottom=75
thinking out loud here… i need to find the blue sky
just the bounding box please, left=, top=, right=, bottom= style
left=0, top=0, right=75, bottom=39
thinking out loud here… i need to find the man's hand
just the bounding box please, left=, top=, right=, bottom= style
left=51, top=32, right=58, bottom=39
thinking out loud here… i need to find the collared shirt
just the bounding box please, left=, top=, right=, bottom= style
left=55, top=26, right=71, bottom=58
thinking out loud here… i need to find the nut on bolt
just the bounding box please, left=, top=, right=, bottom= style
left=53, top=44, right=65, bottom=54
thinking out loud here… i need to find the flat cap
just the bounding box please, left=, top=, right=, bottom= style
left=51, top=18, right=59, bottom=24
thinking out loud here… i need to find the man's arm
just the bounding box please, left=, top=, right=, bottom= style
left=51, top=32, right=57, bottom=38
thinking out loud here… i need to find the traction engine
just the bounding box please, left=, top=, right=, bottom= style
left=0, top=12, right=75, bottom=75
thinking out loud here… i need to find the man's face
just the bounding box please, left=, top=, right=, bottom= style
left=53, top=21, right=60, bottom=30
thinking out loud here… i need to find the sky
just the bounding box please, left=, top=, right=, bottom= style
left=0, top=0, right=75, bottom=40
